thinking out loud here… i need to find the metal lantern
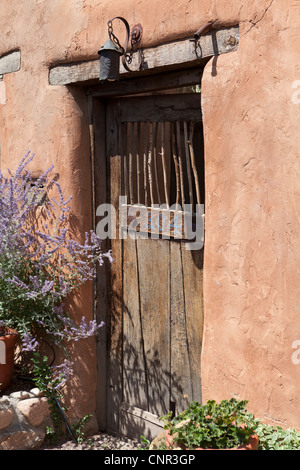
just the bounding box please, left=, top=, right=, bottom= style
left=98, top=38, right=123, bottom=81
left=98, top=17, right=143, bottom=82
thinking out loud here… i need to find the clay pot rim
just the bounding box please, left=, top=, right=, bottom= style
left=165, top=429, right=259, bottom=451
left=0, top=327, right=19, bottom=347
left=0, top=326, right=18, bottom=338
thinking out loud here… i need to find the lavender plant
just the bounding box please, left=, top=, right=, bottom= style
left=0, top=151, right=110, bottom=382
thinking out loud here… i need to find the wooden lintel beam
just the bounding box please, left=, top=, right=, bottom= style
left=49, top=26, right=239, bottom=87
left=0, top=50, right=21, bottom=76
left=85, top=68, right=203, bottom=98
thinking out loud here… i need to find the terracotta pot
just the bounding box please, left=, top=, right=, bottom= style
left=165, top=429, right=259, bottom=451
left=0, top=327, right=18, bottom=392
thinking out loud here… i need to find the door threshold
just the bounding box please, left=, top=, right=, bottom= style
left=119, top=402, right=164, bottom=442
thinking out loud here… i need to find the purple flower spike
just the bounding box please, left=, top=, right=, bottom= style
left=0, top=152, right=111, bottom=389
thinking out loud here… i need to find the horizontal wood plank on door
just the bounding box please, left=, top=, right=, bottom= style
left=86, top=68, right=203, bottom=98
left=49, top=26, right=239, bottom=86
left=121, top=204, right=191, bottom=240
left=119, top=403, right=164, bottom=441
left=118, top=94, right=202, bottom=123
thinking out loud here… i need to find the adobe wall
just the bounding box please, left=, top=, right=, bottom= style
left=201, top=2, right=300, bottom=428
left=0, top=0, right=300, bottom=431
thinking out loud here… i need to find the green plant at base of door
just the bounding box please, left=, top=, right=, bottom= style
left=161, top=398, right=258, bottom=449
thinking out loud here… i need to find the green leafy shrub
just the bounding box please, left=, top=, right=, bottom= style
left=256, top=423, right=300, bottom=450
left=161, top=398, right=258, bottom=449
left=158, top=398, right=300, bottom=450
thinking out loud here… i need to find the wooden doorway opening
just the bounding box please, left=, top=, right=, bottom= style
left=90, top=68, right=205, bottom=441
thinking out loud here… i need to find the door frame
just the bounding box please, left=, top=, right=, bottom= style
left=87, top=66, right=204, bottom=434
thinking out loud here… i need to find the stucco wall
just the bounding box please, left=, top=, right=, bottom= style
left=0, top=0, right=300, bottom=431
left=201, top=1, right=300, bottom=428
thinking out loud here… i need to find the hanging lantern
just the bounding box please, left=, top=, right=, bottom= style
left=98, top=38, right=123, bottom=81
left=98, top=17, right=143, bottom=82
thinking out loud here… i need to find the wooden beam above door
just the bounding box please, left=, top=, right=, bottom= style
left=49, top=25, right=239, bottom=87
left=0, top=50, right=21, bottom=77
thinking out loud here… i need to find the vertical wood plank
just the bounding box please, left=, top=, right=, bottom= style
left=181, top=245, right=204, bottom=403
left=176, top=121, right=185, bottom=209
left=153, top=121, right=161, bottom=206
left=160, top=121, right=169, bottom=207
left=90, top=97, right=108, bottom=431
left=188, top=122, right=201, bottom=206
left=184, top=121, right=194, bottom=210
left=129, top=121, right=134, bottom=204
left=136, top=237, right=170, bottom=417
left=170, top=241, right=193, bottom=415
left=123, top=236, right=148, bottom=410
left=122, top=122, right=128, bottom=199
left=136, top=122, right=141, bottom=204
left=148, top=122, right=154, bottom=206
left=143, top=122, right=148, bottom=207
left=106, top=99, right=124, bottom=434
left=171, top=122, right=180, bottom=209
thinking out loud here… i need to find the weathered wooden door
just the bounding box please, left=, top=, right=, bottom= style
left=97, top=89, right=204, bottom=440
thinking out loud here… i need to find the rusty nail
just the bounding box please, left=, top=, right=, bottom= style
left=225, top=36, right=237, bottom=46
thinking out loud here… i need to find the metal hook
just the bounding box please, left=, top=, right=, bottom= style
left=107, top=17, right=142, bottom=72
left=193, top=20, right=217, bottom=40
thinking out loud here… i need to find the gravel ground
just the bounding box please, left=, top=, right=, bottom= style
left=3, top=377, right=147, bottom=451
left=40, top=432, right=145, bottom=451
left=4, top=376, right=155, bottom=451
